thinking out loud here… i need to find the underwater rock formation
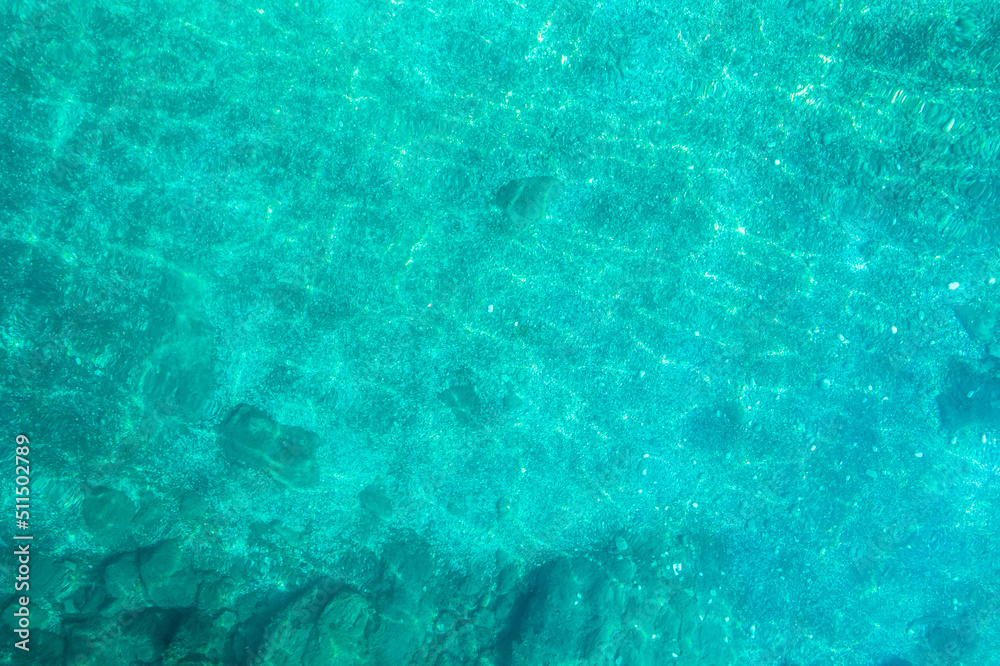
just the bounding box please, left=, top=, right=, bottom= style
left=216, top=404, right=320, bottom=489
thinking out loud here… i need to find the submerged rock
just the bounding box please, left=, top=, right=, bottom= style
left=936, top=358, right=1000, bottom=431
left=495, top=176, right=564, bottom=230
left=438, top=384, right=481, bottom=424
left=216, top=404, right=320, bottom=489
left=954, top=301, right=998, bottom=343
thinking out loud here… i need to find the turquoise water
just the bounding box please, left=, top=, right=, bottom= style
left=1, top=0, right=999, bottom=664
